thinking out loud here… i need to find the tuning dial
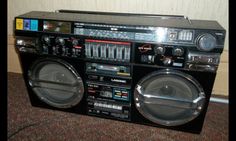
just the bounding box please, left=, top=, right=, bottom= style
left=197, top=33, right=216, bottom=51
left=172, top=47, right=184, bottom=56
left=154, top=46, right=165, bottom=55
left=56, top=37, right=65, bottom=45
left=163, top=57, right=172, bottom=66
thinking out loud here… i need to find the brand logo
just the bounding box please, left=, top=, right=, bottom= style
left=138, top=44, right=152, bottom=53
left=111, top=78, right=126, bottom=83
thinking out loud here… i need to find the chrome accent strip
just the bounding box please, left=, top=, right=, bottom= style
left=210, top=97, right=228, bottom=104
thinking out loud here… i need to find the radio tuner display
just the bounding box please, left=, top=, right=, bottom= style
left=43, top=21, right=71, bottom=34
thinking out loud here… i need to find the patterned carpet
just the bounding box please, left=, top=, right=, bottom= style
left=7, top=72, right=228, bottom=141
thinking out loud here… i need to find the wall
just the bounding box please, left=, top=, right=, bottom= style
left=7, top=0, right=228, bottom=96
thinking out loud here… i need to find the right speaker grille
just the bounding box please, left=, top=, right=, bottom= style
left=134, top=69, right=206, bottom=126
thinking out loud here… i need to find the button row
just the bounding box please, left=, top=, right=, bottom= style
left=94, top=102, right=122, bottom=110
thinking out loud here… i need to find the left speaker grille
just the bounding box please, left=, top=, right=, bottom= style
left=28, top=59, right=84, bottom=108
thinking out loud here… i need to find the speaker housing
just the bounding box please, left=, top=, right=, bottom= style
left=130, top=65, right=216, bottom=133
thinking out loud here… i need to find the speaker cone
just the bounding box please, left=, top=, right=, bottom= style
left=28, top=58, right=84, bottom=108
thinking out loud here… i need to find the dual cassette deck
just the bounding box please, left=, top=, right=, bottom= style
left=14, top=10, right=225, bottom=133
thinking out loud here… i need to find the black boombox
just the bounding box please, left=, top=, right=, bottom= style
left=14, top=10, right=226, bottom=133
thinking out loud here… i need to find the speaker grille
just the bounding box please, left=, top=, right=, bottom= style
left=28, top=59, right=84, bottom=108
left=134, top=69, right=205, bottom=126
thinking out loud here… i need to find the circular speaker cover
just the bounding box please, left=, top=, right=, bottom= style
left=134, top=69, right=205, bottom=126
left=28, top=58, right=84, bottom=108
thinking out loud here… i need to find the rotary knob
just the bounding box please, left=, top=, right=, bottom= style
left=43, top=36, right=50, bottom=44
left=72, top=39, right=78, bottom=46
left=172, top=47, right=184, bottom=56
left=163, top=57, right=172, bottom=66
left=197, top=33, right=216, bottom=51
left=56, top=37, right=65, bottom=45
left=154, top=46, right=165, bottom=55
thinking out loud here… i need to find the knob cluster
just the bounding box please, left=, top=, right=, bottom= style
left=154, top=46, right=184, bottom=56
left=42, top=36, right=79, bottom=46
left=41, top=35, right=81, bottom=57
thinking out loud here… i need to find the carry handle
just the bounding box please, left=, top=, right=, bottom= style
left=135, top=85, right=205, bottom=109
left=56, top=9, right=187, bottom=20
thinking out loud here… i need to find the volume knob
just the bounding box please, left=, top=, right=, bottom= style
left=163, top=57, right=172, bottom=66
left=154, top=46, right=165, bottom=55
left=172, top=47, right=184, bottom=56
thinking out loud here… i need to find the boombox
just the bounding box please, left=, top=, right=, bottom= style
left=14, top=10, right=226, bottom=133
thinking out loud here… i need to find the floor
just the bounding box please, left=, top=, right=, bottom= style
left=7, top=72, right=228, bottom=141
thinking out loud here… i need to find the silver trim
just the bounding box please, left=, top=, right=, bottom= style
left=210, top=97, right=228, bottom=104
left=186, top=51, right=220, bottom=65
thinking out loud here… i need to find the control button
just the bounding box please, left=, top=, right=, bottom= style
left=72, top=48, right=76, bottom=57
left=108, top=104, right=112, bottom=108
left=141, top=55, right=155, bottom=63
left=42, top=45, right=48, bottom=54
left=148, top=55, right=155, bottom=63
left=62, top=47, right=69, bottom=56
left=52, top=46, right=56, bottom=55
left=163, top=57, right=172, bottom=66
left=52, top=46, right=60, bottom=55
left=62, top=47, right=66, bottom=53
left=172, top=47, right=184, bottom=56
left=178, top=30, right=193, bottom=41
left=154, top=46, right=165, bottom=55
left=169, top=32, right=177, bottom=40
left=91, top=63, right=97, bottom=70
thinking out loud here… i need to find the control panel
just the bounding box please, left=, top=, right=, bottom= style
left=41, top=35, right=84, bottom=58
left=135, top=43, right=185, bottom=68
